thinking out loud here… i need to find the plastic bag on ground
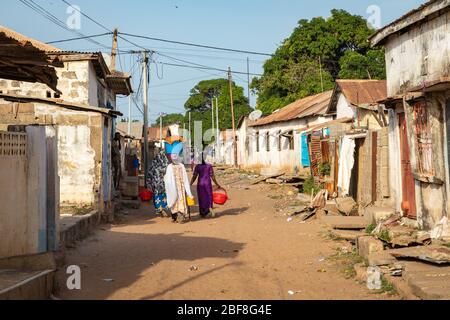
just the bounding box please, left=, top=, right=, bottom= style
left=430, top=217, right=450, bottom=240
left=366, top=266, right=382, bottom=290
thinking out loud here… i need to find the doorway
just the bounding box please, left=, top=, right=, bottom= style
left=398, top=113, right=417, bottom=219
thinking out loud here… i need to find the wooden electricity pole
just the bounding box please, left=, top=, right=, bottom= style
left=142, top=52, right=149, bottom=186
left=110, top=28, right=118, bottom=71
left=228, top=67, right=237, bottom=167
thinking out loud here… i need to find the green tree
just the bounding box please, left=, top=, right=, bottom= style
left=251, top=9, right=386, bottom=114
left=152, top=113, right=185, bottom=127
left=183, top=79, right=252, bottom=138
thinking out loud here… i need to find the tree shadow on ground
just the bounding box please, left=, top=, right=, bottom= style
left=56, top=230, right=245, bottom=300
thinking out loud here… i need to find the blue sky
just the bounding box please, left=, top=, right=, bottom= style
left=2, top=0, right=424, bottom=123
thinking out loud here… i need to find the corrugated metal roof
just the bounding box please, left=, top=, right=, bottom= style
left=116, top=122, right=143, bottom=139
left=0, top=25, right=61, bottom=52
left=147, top=126, right=169, bottom=141
left=249, top=90, right=333, bottom=127
left=336, top=80, right=387, bottom=106
left=0, top=28, right=62, bottom=93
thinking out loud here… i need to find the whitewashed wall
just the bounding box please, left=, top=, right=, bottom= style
left=384, top=10, right=450, bottom=97
left=244, top=116, right=333, bottom=174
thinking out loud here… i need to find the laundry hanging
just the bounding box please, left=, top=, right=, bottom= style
left=301, top=133, right=310, bottom=167
left=337, top=135, right=356, bottom=196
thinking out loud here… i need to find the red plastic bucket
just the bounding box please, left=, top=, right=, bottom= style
left=213, top=189, right=228, bottom=205
left=139, top=189, right=153, bottom=202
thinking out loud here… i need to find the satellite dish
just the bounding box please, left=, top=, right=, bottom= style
left=249, top=110, right=263, bottom=121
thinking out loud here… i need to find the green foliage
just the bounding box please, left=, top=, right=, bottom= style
left=378, top=229, right=391, bottom=243
left=318, top=162, right=331, bottom=176
left=303, top=176, right=322, bottom=195
left=365, top=223, right=376, bottom=235
left=328, top=247, right=364, bottom=279
left=252, top=9, right=386, bottom=114
left=152, top=113, right=185, bottom=128
left=183, top=79, right=252, bottom=139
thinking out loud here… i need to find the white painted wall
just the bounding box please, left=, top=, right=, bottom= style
left=243, top=116, right=333, bottom=174
left=58, top=126, right=96, bottom=205
left=336, top=94, right=356, bottom=119
left=384, top=10, right=450, bottom=97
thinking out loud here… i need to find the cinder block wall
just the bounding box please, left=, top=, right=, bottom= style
left=0, top=61, right=91, bottom=105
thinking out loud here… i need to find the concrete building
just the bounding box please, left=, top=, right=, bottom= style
left=370, top=0, right=450, bottom=230
left=0, top=25, right=61, bottom=299
left=306, top=80, right=389, bottom=206
left=0, top=26, right=132, bottom=215
left=244, top=91, right=334, bottom=175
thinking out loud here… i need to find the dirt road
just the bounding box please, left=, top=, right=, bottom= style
left=56, top=173, right=398, bottom=300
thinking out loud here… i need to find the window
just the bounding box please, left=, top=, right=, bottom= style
left=413, top=100, right=434, bottom=176
left=278, top=130, right=282, bottom=151
left=288, top=130, right=295, bottom=150
left=256, top=131, right=260, bottom=152
left=266, top=132, right=270, bottom=152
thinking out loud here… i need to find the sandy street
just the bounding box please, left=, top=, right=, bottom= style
left=55, top=172, right=398, bottom=300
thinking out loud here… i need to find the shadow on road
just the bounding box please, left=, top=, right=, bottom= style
left=57, top=228, right=246, bottom=300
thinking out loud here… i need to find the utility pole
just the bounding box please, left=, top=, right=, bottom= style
left=188, top=111, right=192, bottom=160
left=318, top=56, right=324, bottom=93
left=127, top=94, right=132, bottom=135
left=159, top=112, right=163, bottom=151
left=211, top=98, right=215, bottom=161
left=228, top=67, right=237, bottom=167
left=142, top=52, right=149, bottom=187
left=247, top=57, right=251, bottom=106
left=110, top=28, right=118, bottom=71
left=216, top=97, right=219, bottom=162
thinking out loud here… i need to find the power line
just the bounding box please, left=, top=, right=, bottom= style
left=19, top=0, right=110, bottom=50
left=118, top=32, right=273, bottom=57
left=46, top=33, right=112, bottom=44
left=157, top=62, right=263, bottom=76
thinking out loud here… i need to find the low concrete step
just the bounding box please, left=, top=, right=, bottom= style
left=60, top=211, right=99, bottom=249
left=321, top=216, right=368, bottom=230
left=364, top=206, right=395, bottom=224
left=0, top=253, right=56, bottom=300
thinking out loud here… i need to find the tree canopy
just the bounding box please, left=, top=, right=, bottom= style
left=152, top=113, right=185, bottom=128
left=251, top=9, right=385, bottom=114
left=183, top=79, right=253, bottom=137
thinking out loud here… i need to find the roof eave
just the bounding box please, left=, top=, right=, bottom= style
left=369, top=0, right=450, bottom=47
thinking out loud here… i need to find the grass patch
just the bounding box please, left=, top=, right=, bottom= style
left=378, top=229, right=391, bottom=243
left=365, top=223, right=376, bottom=235
left=303, top=176, right=323, bottom=195
left=328, top=248, right=364, bottom=279
left=370, top=277, right=397, bottom=296
left=268, top=194, right=283, bottom=200
left=444, top=243, right=450, bottom=248
left=64, top=205, right=93, bottom=216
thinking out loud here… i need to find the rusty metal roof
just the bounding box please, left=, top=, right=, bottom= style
left=249, top=90, right=333, bottom=127
left=147, top=126, right=170, bottom=141
left=116, top=122, right=143, bottom=139
left=369, top=0, right=449, bottom=46
left=0, top=25, right=61, bottom=52
left=336, top=80, right=387, bottom=106
left=106, top=71, right=133, bottom=95
left=0, top=27, right=62, bottom=93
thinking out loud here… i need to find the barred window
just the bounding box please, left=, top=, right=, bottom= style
left=412, top=100, right=434, bottom=176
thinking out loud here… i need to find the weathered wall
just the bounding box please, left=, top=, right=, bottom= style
left=0, top=127, right=59, bottom=259
left=0, top=60, right=116, bottom=109
left=0, top=61, right=90, bottom=105
left=57, top=126, right=96, bottom=205
left=384, top=10, right=450, bottom=97
left=336, top=94, right=355, bottom=119
left=0, top=101, right=109, bottom=210
left=244, top=116, right=333, bottom=174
